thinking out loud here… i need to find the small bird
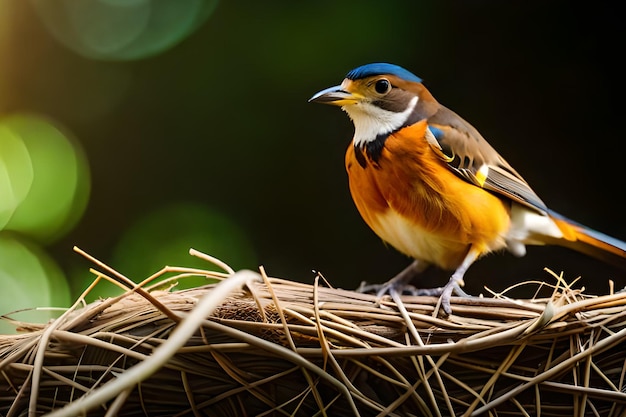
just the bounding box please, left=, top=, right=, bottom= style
left=309, top=62, right=626, bottom=315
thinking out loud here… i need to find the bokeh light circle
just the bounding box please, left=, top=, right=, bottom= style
left=100, top=202, right=256, bottom=300
left=0, top=233, right=70, bottom=334
left=0, top=113, right=90, bottom=244
left=0, top=126, right=33, bottom=229
left=30, top=0, right=219, bottom=61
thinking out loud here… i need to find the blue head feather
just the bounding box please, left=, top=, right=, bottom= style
left=346, top=63, right=422, bottom=83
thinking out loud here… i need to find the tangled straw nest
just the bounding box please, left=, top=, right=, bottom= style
left=1, top=248, right=626, bottom=416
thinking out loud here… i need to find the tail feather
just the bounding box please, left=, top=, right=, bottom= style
left=548, top=210, right=626, bottom=269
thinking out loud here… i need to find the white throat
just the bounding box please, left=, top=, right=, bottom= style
left=343, top=96, right=418, bottom=146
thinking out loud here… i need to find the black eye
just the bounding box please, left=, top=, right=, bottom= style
left=375, top=79, right=391, bottom=94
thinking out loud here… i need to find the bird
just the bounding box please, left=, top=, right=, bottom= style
left=309, top=62, right=626, bottom=315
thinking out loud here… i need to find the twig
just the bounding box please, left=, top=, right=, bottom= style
left=43, top=270, right=261, bottom=417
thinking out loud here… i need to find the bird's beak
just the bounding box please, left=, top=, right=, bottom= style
left=308, top=85, right=362, bottom=106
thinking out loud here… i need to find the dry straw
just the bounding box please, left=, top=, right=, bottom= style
left=1, top=247, right=626, bottom=416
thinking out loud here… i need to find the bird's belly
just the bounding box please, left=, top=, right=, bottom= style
left=372, top=209, right=469, bottom=270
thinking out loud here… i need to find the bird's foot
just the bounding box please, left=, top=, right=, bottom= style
left=355, top=261, right=471, bottom=315
left=356, top=279, right=446, bottom=297
left=357, top=277, right=468, bottom=316
left=438, top=273, right=469, bottom=316
left=356, top=260, right=469, bottom=313
left=356, top=260, right=426, bottom=299
left=357, top=279, right=419, bottom=297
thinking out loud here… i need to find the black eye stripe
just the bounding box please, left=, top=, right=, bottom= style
left=372, top=98, right=407, bottom=112
left=371, top=89, right=416, bottom=113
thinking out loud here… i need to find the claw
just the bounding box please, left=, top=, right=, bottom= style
left=436, top=247, right=480, bottom=315
left=439, top=280, right=456, bottom=316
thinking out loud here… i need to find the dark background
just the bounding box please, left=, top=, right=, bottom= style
left=3, top=1, right=624, bottom=299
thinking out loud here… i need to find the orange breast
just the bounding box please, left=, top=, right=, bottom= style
left=345, top=120, right=511, bottom=270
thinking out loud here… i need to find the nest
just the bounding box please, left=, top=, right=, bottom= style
left=2, top=248, right=626, bottom=417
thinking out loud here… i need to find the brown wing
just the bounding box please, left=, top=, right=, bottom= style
left=423, top=105, right=548, bottom=214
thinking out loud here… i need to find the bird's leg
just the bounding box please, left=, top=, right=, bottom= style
left=357, top=259, right=428, bottom=295
left=438, top=247, right=480, bottom=316
left=378, top=259, right=428, bottom=296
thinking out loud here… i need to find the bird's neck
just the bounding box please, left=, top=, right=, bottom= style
left=345, top=96, right=418, bottom=147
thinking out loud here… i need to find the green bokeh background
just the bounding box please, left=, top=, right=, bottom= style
left=1, top=1, right=624, bottom=328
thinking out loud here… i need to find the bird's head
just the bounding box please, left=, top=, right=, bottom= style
left=309, top=63, right=433, bottom=146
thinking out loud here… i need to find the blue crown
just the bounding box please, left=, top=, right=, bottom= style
left=346, top=63, right=422, bottom=83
